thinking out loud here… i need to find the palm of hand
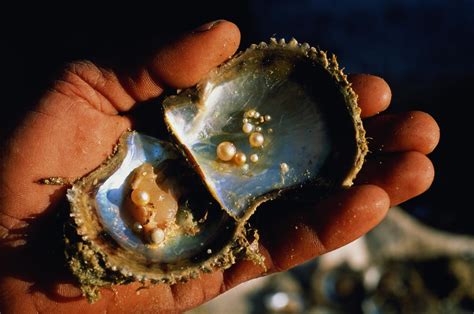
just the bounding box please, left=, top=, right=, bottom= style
left=0, top=21, right=439, bottom=313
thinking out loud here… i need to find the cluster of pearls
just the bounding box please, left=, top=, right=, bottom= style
left=243, top=109, right=271, bottom=150
left=130, top=188, right=166, bottom=245
left=215, top=108, right=273, bottom=169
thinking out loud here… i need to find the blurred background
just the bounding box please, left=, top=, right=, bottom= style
left=3, top=0, right=473, bottom=312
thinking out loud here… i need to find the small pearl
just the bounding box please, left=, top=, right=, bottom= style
left=133, top=222, right=143, bottom=233
left=255, top=126, right=262, bottom=132
left=250, top=154, right=259, bottom=163
left=150, top=228, right=165, bottom=244
left=216, top=141, right=236, bottom=161
left=254, top=112, right=261, bottom=119
left=280, top=162, right=289, bottom=174
left=234, top=152, right=247, bottom=166
left=264, top=115, right=272, bottom=121
left=242, top=118, right=249, bottom=123
left=242, top=122, right=254, bottom=134
left=249, top=132, right=264, bottom=147
left=131, top=189, right=150, bottom=206
left=246, top=109, right=256, bottom=118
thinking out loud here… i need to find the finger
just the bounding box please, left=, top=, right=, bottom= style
left=235, top=185, right=389, bottom=279
left=269, top=185, right=389, bottom=270
left=28, top=272, right=225, bottom=312
left=222, top=245, right=274, bottom=291
left=61, top=20, right=241, bottom=113
left=349, top=74, right=392, bottom=118
left=366, top=111, right=440, bottom=154
left=111, top=272, right=224, bottom=312
left=356, top=151, right=435, bottom=206
left=120, top=19, right=240, bottom=106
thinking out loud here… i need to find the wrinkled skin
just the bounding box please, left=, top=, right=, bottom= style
left=0, top=21, right=439, bottom=313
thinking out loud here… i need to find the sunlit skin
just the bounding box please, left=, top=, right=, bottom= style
left=0, top=21, right=439, bottom=313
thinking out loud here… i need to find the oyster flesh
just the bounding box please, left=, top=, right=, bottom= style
left=64, top=38, right=367, bottom=302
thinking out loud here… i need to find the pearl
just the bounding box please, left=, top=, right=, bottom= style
left=133, top=222, right=143, bottom=233
left=150, top=228, right=165, bottom=244
left=246, top=109, right=256, bottom=118
left=280, top=162, right=289, bottom=174
left=254, top=112, right=261, bottom=119
left=242, top=122, right=254, bottom=134
left=216, top=141, right=236, bottom=161
left=255, top=126, right=262, bottom=132
left=265, top=115, right=272, bottom=121
left=249, top=132, right=264, bottom=147
left=250, top=154, right=259, bottom=163
left=242, top=118, right=249, bottom=123
left=131, top=189, right=150, bottom=206
left=233, top=152, right=247, bottom=166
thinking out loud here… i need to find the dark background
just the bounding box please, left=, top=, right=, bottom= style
left=3, top=1, right=472, bottom=235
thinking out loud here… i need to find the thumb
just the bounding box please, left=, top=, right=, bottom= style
left=65, top=20, right=240, bottom=112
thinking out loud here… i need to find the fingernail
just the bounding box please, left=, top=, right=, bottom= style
left=194, top=20, right=224, bottom=32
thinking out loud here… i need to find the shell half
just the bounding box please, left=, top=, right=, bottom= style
left=163, top=38, right=366, bottom=220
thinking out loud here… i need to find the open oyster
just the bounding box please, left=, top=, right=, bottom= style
left=65, top=38, right=367, bottom=302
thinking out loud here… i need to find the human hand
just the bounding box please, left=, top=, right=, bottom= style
left=0, top=20, right=439, bottom=313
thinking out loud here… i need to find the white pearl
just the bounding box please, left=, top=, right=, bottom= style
left=254, top=112, right=261, bottom=119
left=249, top=132, right=264, bottom=147
left=131, top=189, right=150, bottom=206
left=255, top=126, right=262, bottom=132
left=242, top=118, right=249, bottom=123
left=150, top=228, right=165, bottom=244
left=233, top=152, right=247, bottom=166
left=250, top=154, right=259, bottom=163
left=133, top=222, right=143, bottom=232
left=265, top=115, right=272, bottom=122
left=242, top=122, right=254, bottom=134
left=216, top=141, right=236, bottom=161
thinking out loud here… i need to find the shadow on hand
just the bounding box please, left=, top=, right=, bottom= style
left=0, top=188, right=84, bottom=302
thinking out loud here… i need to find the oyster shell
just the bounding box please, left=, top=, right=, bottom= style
left=65, top=38, right=367, bottom=302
